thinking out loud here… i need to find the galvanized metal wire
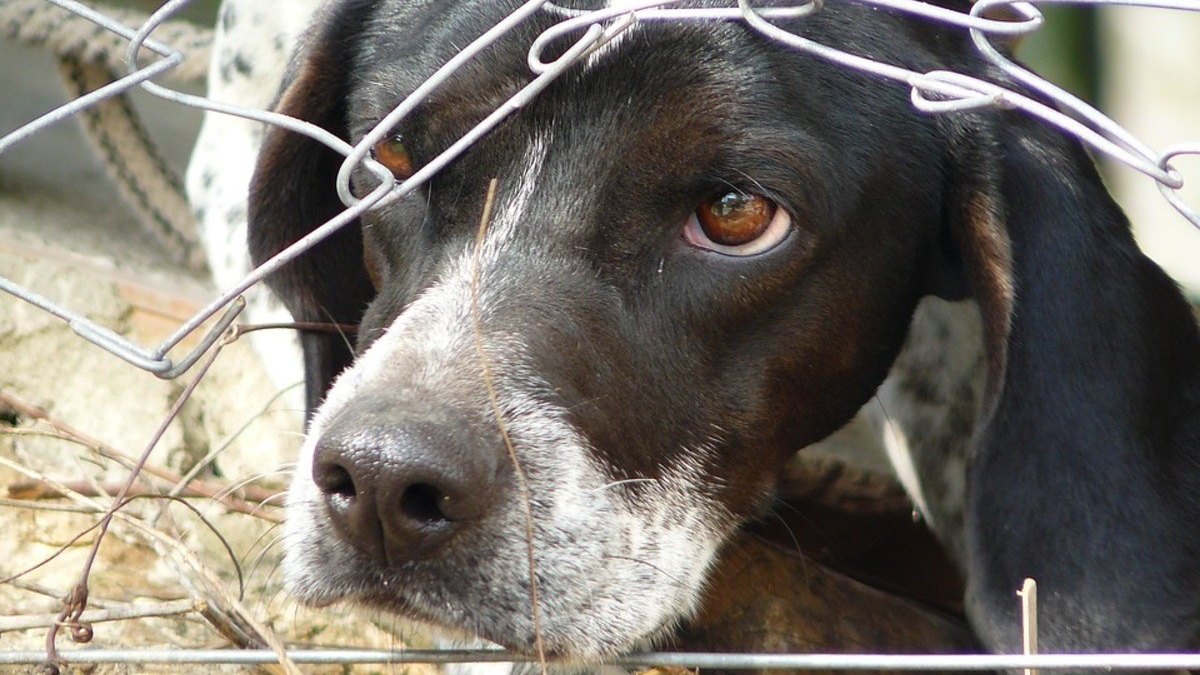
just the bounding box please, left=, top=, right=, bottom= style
left=5, top=648, right=1200, bottom=670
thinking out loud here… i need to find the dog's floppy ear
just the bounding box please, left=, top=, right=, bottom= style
left=944, top=112, right=1200, bottom=651
left=248, top=0, right=378, bottom=415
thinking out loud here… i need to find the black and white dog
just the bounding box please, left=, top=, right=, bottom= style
left=247, top=0, right=1200, bottom=663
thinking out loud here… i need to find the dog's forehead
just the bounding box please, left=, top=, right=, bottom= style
left=349, top=1, right=797, bottom=129
left=344, top=0, right=972, bottom=264
left=344, top=1, right=967, bottom=172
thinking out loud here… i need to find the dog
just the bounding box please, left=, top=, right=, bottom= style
left=246, top=0, right=1200, bottom=664
left=186, top=0, right=324, bottom=415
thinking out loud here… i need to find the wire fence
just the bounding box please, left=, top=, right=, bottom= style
left=0, top=0, right=1198, bottom=672
left=4, top=648, right=1200, bottom=670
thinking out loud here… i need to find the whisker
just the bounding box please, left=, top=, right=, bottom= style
left=589, top=477, right=658, bottom=493
left=602, top=554, right=686, bottom=587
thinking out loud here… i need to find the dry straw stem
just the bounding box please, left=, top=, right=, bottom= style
left=7, top=477, right=281, bottom=519
left=1, top=335, right=300, bottom=674
left=470, top=178, right=550, bottom=675
left=1, top=422, right=300, bottom=674
left=0, top=393, right=283, bottom=522
left=161, top=371, right=303, bottom=506
left=0, top=598, right=204, bottom=634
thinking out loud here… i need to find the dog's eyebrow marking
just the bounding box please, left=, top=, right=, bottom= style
left=484, top=131, right=550, bottom=251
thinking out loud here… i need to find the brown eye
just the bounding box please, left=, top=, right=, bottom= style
left=684, top=190, right=792, bottom=256
left=371, top=135, right=414, bottom=179
left=697, top=192, right=776, bottom=246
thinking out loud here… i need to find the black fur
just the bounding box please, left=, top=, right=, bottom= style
left=249, top=0, right=1200, bottom=661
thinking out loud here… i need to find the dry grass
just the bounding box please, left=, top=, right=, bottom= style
left=0, top=268, right=439, bottom=674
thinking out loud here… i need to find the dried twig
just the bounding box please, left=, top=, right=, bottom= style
left=0, top=497, right=103, bottom=514
left=0, top=598, right=204, bottom=634
left=0, top=400, right=283, bottom=522
left=174, top=545, right=302, bottom=675
left=7, top=478, right=281, bottom=520
left=470, top=178, right=549, bottom=675
left=2, top=421, right=299, bottom=674
left=163, top=377, right=301, bottom=506
left=36, top=333, right=232, bottom=673
left=0, top=333, right=304, bottom=673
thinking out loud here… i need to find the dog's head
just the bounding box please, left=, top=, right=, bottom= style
left=248, top=0, right=1198, bottom=659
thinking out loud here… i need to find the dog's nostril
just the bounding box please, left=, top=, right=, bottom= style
left=400, top=482, right=449, bottom=524
left=315, top=462, right=357, bottom=499
left=311, top=412, right=503, bottom=563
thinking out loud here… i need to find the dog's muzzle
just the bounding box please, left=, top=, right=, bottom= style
left=312, top=401, right=505, bottom=565
left=282, top=250, right=735, bottom=658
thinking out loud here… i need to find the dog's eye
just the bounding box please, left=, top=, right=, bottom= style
left=371, top=134, right=414, bottom=180
left=685, top=191, right=791, bottom=256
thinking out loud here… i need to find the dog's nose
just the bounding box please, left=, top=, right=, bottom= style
left=311, top=408, right=501, bottom=564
